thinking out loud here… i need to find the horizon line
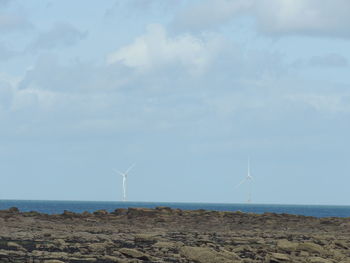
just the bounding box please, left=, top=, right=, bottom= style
left=0, top=198, right=349, bottom=207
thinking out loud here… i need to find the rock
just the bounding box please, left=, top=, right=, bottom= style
left=68, top=257, right=97, bottom=262
left=269, top=252, right=290, bottom=262
left=8, top=207, right=19, bottom=213
left=7, top=242, right=26, bottom=252
left=309, top=257, right=333, bottom=263
left=31, top=250, right=46, bottom=257
left=134, top=233, right=159, bottom=244
left=0, top=207, right=349, bottom=262
left=297, top=242, right=324, bottom=255
left=334, top=240, right=348, bottom=249
left=155, top=206, right=173, bottom=213
left=62, top=210, right=76, bottom=217
left=52, top=239, right=67, bottom=250
left=88, top=243, right=108, bottom=253
left=119, top=248, right=150, bottom=260
left=93, top=210, right=108, bottom=216
left=277, top=239, right=298, bottom=252
left=99, top=255, right=123, bottom=261
left=99, top=255, right=127, bottom=262
left=81, top=211, right=91, bottom=217
left=299, top=251, right=309, bottom=257
left=180, top=246, right=241, bottom=263
left=48, top=252, right=68, bottom=259
left=126, top=208, right=157, bottom=218
left=113, top=208, right=127, bottom=216
left=0, top=250, right=10, bottom=258
left=152, top=241, right=177, bottom=249
left=220, top=250, right=241, bottom=261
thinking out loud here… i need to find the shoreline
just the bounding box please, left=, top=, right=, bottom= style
left=0, top=207, right=349, bottom=262
left=1, top=200, right=350, bottom=218
left=2, top=198, right=350, bottom=207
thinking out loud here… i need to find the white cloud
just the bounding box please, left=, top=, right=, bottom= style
left=107, top=24, right=224, bottom=75
left=253, top=0, right=350, bottom=37
left=173, top=0, right=350, bottom=38
left=172, top=0, right=252, bottom=32
left=4, top=20, right=349, bottom=142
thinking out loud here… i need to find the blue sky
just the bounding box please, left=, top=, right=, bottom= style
left=0, top=0, right=350, bottom=205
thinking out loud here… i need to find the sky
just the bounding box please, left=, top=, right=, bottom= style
left=0, top=0, right=350, bottom=205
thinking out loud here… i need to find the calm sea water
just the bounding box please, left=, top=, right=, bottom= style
left=0, top=200, right=349, bottom=218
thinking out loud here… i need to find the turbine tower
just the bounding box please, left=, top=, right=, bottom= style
left=114, top=164, right=135, bottom=202
left=236, top=158, right=254, bottom=203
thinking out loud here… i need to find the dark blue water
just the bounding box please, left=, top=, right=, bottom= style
left=0, top=200, right=349, bottom=218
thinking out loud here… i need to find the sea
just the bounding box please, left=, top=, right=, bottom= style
left=0, top=200, right=350, bottom=218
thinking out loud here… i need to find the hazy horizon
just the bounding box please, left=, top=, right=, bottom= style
left=1, top=199, right=350, bottom=207
left=0, top=0, right=349, bottom=205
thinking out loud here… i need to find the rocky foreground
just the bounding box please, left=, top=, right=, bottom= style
left=0, top=207, right=349, bottom=263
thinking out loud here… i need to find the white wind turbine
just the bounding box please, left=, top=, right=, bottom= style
left=114, top=164, right=135, bottom=202
left=236, top=159, right=254, bottom=203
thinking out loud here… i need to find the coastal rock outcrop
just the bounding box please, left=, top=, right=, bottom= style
left=0, top=207, right=349, bottom=262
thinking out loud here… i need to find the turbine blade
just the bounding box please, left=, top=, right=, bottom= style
left=124, top=163, right=135, bottom=175
left=113, top=169, right=124, bottom=176
left=236, top=178, right=246, bottom=188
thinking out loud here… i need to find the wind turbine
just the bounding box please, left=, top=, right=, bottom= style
left=114, top=164, right=135, bottom=202
left=236, top=158, right=254, bottom=203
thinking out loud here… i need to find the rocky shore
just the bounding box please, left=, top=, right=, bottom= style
left=0, top=207, right=349, bottom=263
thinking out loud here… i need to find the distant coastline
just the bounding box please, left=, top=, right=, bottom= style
left=0, top=199, right=350, bottom=217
